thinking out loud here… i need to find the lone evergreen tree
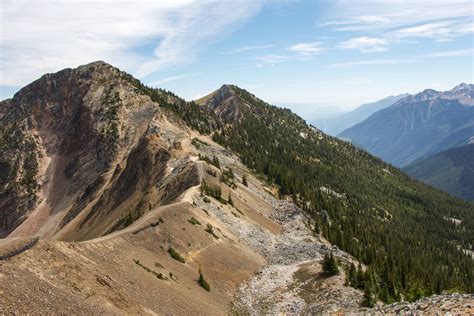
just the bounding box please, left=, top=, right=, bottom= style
left=198, top=265, right=210, bottom=291
left=212, top=155, right=220, bottom=169
left=322, top=252, right=339, bottom=276
left=228, top=192, right=234, bottom=206
left=346, top=263, right=357, bottom=286
left=242, top=174, right=248, bottom=186
left=362, top=282, right=376, bottom=307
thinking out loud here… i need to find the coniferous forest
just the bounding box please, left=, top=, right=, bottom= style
left=129, top=78, right=474, bottom=304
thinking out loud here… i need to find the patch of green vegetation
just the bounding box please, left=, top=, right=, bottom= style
left=99, top=86, right=122, bottom=140
left=206, top=168, right=217, bottom=177
left=322, top=252, right=339, bottom=276
left=191, top=137, right=209, bottom=149
left=242, top=174, right=248, bottom=186
left=133, top=259, right=165, bottom=280
left=120, top=210, right=139, bottom=228
left=198, top=154, right=221, bottom=169
left=0, top=123, right=39, bottom=196
left=200, top=181, right=221, bottom=200
left=188, top=217, right=201, bottom=225
left=205, top=224, right=219, bottom=239
left=198, top=267, right=210, bottom=292
left=220, top=167, right=236, bottom=188
left=168, top=247, right=185, bottom=263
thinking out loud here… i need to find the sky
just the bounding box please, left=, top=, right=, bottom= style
left=1, top=0, right=473, bottom=120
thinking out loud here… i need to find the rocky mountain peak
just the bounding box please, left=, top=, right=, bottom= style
left=196, top=84, right=248, bottom=123
left=451, top=82, right=472, bottom=92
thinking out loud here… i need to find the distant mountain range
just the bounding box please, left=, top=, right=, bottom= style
left=339, top=83, right=474, bottom=167
left=403, top=143, right=474, bottom=201
left=312, top=94, right=408, bottom=136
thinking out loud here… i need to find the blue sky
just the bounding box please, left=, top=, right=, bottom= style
left=1, top=0, right=473, bottom=120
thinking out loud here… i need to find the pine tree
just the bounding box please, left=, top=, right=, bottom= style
left=242, top=174, right=248, bottom=186
left=228, top=192, right=234, bottom=206
left=198, top=265, right=210, bottom=291
left=362, top=283, right=376, bottom=308
left=362, top=269, right=377, bottom=307
left=322, top=252, right=339, bottom=276
left=356, top=264, right=366, bottom=289
left=212, top=155, right=220, bottom=169
left=346, top=263, right=357, bottom=287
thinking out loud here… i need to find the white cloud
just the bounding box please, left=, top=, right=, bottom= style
left=256, top=54, right=300, bottom=64
left=327, top=1, right=473, bottom=30
left=339, top=37, right=388, bottom=53
left=0, top=0, right=263, bottom=86
left=224, top=45, right=274, bottom=54
left=420, top=48, right=473, bottom=58
left=287, top=42, right=325, bottom=55
left=393, top=21, right=451, bottom=38
left=328, top=59, right=413, bottom=68
left=324, top=1, right=473, bottom=48
left=257, top=41, right=326, bottom=64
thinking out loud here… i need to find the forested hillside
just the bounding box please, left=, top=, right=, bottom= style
left=404, top=144, right=474, bottom=201
left=128, top=80, right=473, bottom=303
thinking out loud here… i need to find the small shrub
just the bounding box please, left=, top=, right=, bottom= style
left=168, top=247, right=185, bottom=263
left=211, top=156, right=220, bottom=169
left=205, top=224, right=219, bottom=239
left=206, top=168, right=217, bottom=177
left=188, top=217, right=201, bottom=225
left=200, top=181, right=222, bottom=200
left=134, top=259, right=164, bottom=280
left=220, top=167, right=236, bottom=188
left=322, top=252, right=339, bottom=276
left=198, top=267, right=210, bottom=291
left=242, top=175, right=248, bottom=186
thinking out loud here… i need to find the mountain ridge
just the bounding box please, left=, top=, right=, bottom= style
left=404, top=143, right=474, bottom=201
left=0, top=61, right=473, bottom=313
left=339, top=83, right=474, bottom=167
left=312, top=93, right=409, bottom=135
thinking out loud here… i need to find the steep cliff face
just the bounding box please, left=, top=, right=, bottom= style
left=0, top=61, right=197, bottom=240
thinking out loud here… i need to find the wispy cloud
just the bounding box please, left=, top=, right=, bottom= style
left=420, top=48, right=473, bottom=58
left=0, top=0, right=264, bottom=86
left=339, top=37, right=388, bottom=53
left=149, top=72, right=202, bottom=86
left=224, top=44, right=274, bottom=54
left=318, top=14, right=392, bottom=31
left=323, top=1, right=473, bottom=51
left=257, top=41, right=326, bottom=64
left=328, top=59, right=413, bottom=68
left=287, top=42, right=325, bottom=55
left=256, top=54, right=303, bottom=64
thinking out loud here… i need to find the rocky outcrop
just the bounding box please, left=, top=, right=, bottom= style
left=375, top=293, right=474, bottom=314
left=0, top=61, right=198, bottom=240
